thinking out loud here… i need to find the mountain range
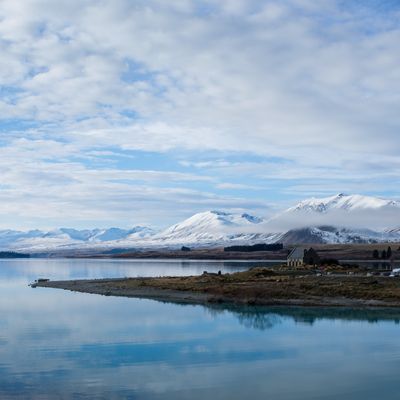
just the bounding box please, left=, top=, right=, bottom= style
left=2, top=194, right=400, bottom=252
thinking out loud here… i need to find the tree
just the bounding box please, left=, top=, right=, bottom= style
left=381, top=250, right=387, bottom=259
left=387, top=246, right=392, bottom=259
left=372, top=249, right=379, bottom=259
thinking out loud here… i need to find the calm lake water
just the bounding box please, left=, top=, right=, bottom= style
left=1, top=258, right=400, bottom=399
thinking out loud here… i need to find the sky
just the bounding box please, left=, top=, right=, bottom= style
left=0, top=0, right=399, bottom=230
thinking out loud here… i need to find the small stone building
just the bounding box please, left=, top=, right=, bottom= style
left=287, top=247, right=306, bottom=267
left=287, top=247, right=321, bottom=267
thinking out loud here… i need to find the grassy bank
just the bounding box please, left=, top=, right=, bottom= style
left=34, top=264, right=400, bottom=307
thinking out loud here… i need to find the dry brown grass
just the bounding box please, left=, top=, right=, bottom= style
left=83, top=265, right=400, bottom=304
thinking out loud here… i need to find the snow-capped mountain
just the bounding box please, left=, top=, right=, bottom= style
left=0, top=211, right=277, bottom=252
left=267, top=193, right=400, bottom=233
left=89, top=226, right=155, bottom=242
left=126, top=227, right=156, bottom=240
left=2, top=193, right=400, bottom=252
left=0, top=229, right=44, bottom=248
left=279, top=226, right=398, bottom=245
left=152, top=210, right=276, bottom=244
left=151, top=198, right=400, bottom=246
left=0, top=226, right=155, bottom=252
left=286, top=193, right=399, bottom=213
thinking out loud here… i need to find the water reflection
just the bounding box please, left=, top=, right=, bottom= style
left=0, top=258, right=280, bottom=282
left=170, top=302, right=400, bottom=330
left=1, top=259, right=400, bottom=400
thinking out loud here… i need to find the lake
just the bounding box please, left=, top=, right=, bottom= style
left=1, top=258, right=400, bottom=399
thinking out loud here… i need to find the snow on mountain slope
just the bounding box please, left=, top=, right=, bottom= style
left=0, top=230, right=44, bottom=248
left=2, top=194, right=400, bottom=252
left=126, top=227, right=156, bottom=240
left=286, top=193, right=399, bottom=213
left=0, top=226, right=156, bottom=252
left=153, top=211, right=274, bottom=244
left=0, top=211, right=277, bottom=251
left=267, top=193, right=400, bottom=232
left=45, top=228, right=100, bottom=241
left=91, top=227, right=155, bottom=241
left=279, top=226, right=398, bottom=245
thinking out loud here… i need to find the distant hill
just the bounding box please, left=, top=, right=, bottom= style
left=0, top=251, right=30, bottom=258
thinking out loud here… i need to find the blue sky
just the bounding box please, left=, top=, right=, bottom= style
left=0, top=0, right=399, bottom=229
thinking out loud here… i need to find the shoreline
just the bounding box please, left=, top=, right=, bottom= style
left=33, top=266, right=400, bottom=308
left=26, top=242, right=400, bottom=261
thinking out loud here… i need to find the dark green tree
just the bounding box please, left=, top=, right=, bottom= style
left=387, top=246, right=392, bottom=259
left=372, top=249, right=379, bottom=259
left=381, top=250, right=387, bottom=259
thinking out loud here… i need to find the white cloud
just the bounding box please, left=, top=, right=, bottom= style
left=215, top=183, right=260, bottom=190
left=0, top=138, right=272, bottom=229
left=0, top=0, right=399, bottom=228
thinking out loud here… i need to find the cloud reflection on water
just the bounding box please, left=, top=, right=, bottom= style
left=1, top=259, right=400, bottom=399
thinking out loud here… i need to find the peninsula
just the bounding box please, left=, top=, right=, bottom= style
left=34, top=265, right=400, bottom=308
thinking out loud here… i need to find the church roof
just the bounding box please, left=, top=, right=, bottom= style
left=287, top=247, right=306, bottom=260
